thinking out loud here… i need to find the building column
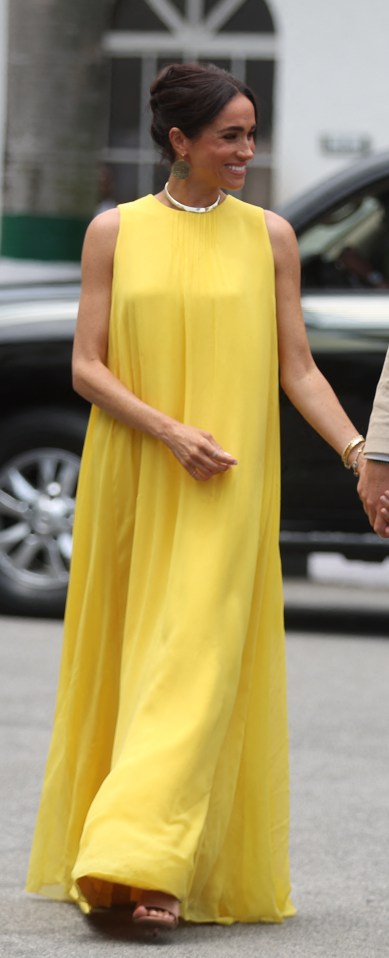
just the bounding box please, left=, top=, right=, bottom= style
left=0, top=0, right=9, bottom=249
left=1, top=0, right=110, bottom=261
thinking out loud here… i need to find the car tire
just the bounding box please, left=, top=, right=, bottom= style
left=0, top=407, right=87, bottom=618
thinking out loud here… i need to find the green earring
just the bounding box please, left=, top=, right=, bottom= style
left=171, top=157, right=191, bottom=180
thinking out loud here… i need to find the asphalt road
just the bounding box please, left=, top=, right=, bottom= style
left=1, top=613, right=388, bottom=958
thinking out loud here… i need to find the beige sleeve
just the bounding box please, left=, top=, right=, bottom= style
left=364, top=347, right=389, bottom=456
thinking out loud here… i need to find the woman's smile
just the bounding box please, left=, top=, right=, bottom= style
left=225, top=164, right=247, bottom=175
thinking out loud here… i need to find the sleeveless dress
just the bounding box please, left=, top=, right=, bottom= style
left=26, top=194, right=295, bottom=924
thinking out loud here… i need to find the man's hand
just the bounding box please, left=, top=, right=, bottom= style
left=377, top=493, right=389, bottom=537
left=357, top=459, right=389, bottom=537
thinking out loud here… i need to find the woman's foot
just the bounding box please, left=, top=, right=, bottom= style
left=132, top=890, right=180, bottom=930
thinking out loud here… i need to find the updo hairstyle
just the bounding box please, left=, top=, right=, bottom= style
left=150, top=62, right=258, bottom=164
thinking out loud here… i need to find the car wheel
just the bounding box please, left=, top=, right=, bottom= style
left=0, top=408, right=87, bottom=618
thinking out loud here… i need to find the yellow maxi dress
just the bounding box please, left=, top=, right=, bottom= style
left=26, top=194, right=295, bottom=924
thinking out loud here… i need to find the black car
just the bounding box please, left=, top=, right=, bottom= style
left=279, top=150, right=389, bottom=567
left=1, top=151, right=388, bottom=617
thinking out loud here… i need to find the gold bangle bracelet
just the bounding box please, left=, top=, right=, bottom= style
left=350, top=443, right=365, bottom=477
left=341, top=435, right=365, bottom=468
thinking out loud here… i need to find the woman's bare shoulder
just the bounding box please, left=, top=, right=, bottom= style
left=85, top=207, right=120, bottom=247
left=263, top=209, right=300, bottom=268
left=264, top=209, right=296, bottom=245
left=81, top=208, right=120, bottom=276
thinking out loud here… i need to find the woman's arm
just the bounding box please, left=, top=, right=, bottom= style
left=72, top=210, right=236, bottom=480
left=73, top=208, right=174, bottom=439
left=264, top=209, right=363, bottom=465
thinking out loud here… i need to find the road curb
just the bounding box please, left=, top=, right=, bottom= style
left=284, top=576, right=388, bottom=635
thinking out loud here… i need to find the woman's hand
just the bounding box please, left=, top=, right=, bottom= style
left=378, top=493, right=389, bottom=537
left=165, top=422, right=238, bottom=481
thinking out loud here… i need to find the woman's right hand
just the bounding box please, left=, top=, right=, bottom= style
left=165, top=422, right=238, bottom=481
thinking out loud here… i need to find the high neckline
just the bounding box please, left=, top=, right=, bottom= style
left=164, top=182, right=221, bottom=213
left=149, top=193, right=230, bottom=214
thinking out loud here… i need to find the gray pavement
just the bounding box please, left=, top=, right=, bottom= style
left=1, top=611, right=388, bottom=957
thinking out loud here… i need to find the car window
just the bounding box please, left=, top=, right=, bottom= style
left=299, top=193, right=389, bottom=290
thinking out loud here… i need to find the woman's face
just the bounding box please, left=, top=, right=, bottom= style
left=176, top=94, right=256, bottom=191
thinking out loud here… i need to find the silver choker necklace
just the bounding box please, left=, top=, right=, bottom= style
left=164, top=182, right=221, bottom=213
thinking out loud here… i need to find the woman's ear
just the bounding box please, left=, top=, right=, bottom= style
left=168, top=127, right=188, bottom=157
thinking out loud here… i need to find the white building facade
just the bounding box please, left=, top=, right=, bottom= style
left=1, top=0, right=389, bottom=258
left=273, top=0, right=389, bottom=202
left=101, top=0, right=389, bottom=208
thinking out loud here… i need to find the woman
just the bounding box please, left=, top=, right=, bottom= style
left=26, top=63, right=365, bottom=931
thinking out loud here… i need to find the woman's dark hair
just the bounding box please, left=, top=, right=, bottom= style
left=150, top=62, right=258, bottom=164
